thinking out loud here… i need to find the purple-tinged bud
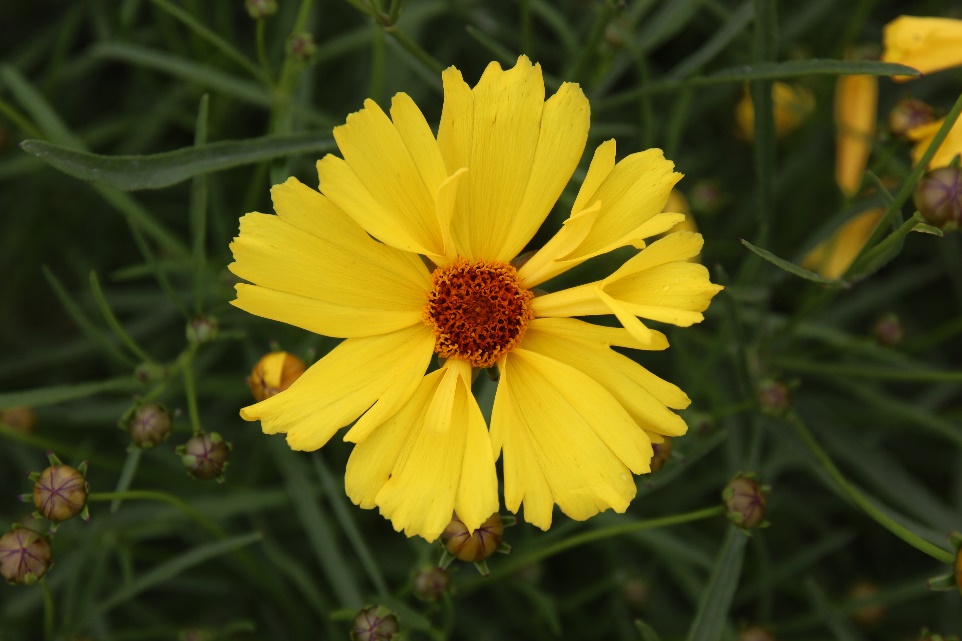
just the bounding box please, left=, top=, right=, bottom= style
left=622, top=576, right=650, bottom=610
left=723, top=476, right=768, bottom=529
left=0, top=528, right=52, bottom=584
left=33, top=464, right=88, bottom=522
left=186, top=315, right=219, bottom=345
left=690, top=180, right=726, bottom=216
left=177, top=433, right=231, bottom=481
left=756, top=379, right=792, bottom=417
left=441, top=513, right=504, bottom=563
left=411, top=565, right=449, bottom=602
left=650, top=438, right=672, bottom=471
left=127, top=403, right=172, bottom=449
left=872, top=313, right=904, bottom=347
left=914, top=166, right=962, bottom=229
left=245, top=0, right=277, bottom=19
left=889, top=98, right=936, bottom=139
left=350, top=605, right=399, bottom=641
left=286, top=33, right=316, bottom=63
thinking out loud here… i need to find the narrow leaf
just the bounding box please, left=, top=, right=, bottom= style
left=0, top=376, right=141, bottom=411
left=741, top=239, right=849, bottom=287
left=686, top=526, right=748, bottom=641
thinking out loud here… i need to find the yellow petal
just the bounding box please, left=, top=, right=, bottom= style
left=604, top=262, right=724, bottom=325
left=437, top=66, right=474, bottom=177
left=491, top=349, right=649, bottom=530
left=571, top=139, right=617, bottom=215
left=835, top=75, right=878, bottom=196
left=522, top=320, right=690, bottom=436
left=524, top=316, right=669, bottom=351
left=909, top=117, right=962, bottom=169
left=454, top=387, right=500, bottom=533
left=882, top=16, right=962, bottom=80
left=517, top=202, right=601, bottom=288
left=735, top=82, right=815, bottom=140
left=390, top=93, right=448, bottom=196
left=240, top=324, right=435, bottom=451
left=801, top=208, right=886, bottom=279
left=424, top=358, right=472, bottom=434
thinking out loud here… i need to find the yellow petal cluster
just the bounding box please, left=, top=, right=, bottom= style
left=882, top=16, right=962, bottom=80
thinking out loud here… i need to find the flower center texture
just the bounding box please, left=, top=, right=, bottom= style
left=424, top=259, right=534, bottom=369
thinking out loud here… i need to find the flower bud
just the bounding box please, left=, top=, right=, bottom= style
left=245, top=0, right=277, bottom=19
left=650, top=438, right=672, bottom=472
left=889, top=98, right=936, bottom=138
left=622, top=576, right=650, bottom=610
left=127, top=403, right=172, bottom=449
left=33, top=464, right=89, bottom=522
left=350, top=605, right=399, bottom=641
left=1, top=407, right=37, bottom=433
left=441, top=513, right=504, bottom=563
left=872, top=313, right=904, bottom=347
left=914, top=166, right=962, bottom=228
left=690, top=180, right=725, bottom=216
left=249, top=351, right=306, bottom=402
left=186, top=315, right=219, bottom=345
left=0, top=528, right=52, bottom=584
left=756, top=379, right=792, bottom=417
left=286, top=33, right=316, bottom=63
left=738, top=626, right=775, bottom=641
left=411, top=565, right=449, bottom=602
left=177, top=433, right=231, bottom=481
left=850, top=580, right=885, bottom=626
left=723, top=476, right=767, bottom=529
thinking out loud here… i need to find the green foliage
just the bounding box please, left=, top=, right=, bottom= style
left=2, top=0, right=961, bottom=640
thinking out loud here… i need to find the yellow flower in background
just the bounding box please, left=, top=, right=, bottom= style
left=248, top=351, right=306, bottom=402
left=835, top=74, right=878, bottom=196
left=659, top=189, right=699, bottom=262
left=801, top=208, right=885, bottom=279
left=229, top=56, right=723, bottom=540
left=882, top=16, right=962, bottom=80
left=907, top=117, right=962, bottom=169
left=735, top=82, right=815, bottom=140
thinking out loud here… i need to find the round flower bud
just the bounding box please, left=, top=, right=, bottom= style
left=127, top=403, right=172, bottom=449
left=914, top=166, right=962, bottom=229
left=1, top=407, right=37, bottom=433
left=872, top=313, right=904, bottom=347
left=690, top=180, right=725, bottom=216
left=186, top=315, right=219, bottom=345
left=622, top=576, right=650, bottom=610
left=850, top=580, right=885, bottom=626
left=0, top=528, right=52, bottom=584
left=249, top=351, right=306, bottom=402
left=411, top=565, right=449, bottom=602
left=286, top=33, right=316, bottom=63
left=350, top=605, right=399, bottom=641
left=245, top=0, right=277, bottom=19
left=723, top=476, right=767, bottom=529
left=33, top=464, right=88, bottom=522
left=441, top=513, right=504, bottom=563
left=738, top=626, right=775, bottom=641
left=650, top=438, right=672, bottom=472
left=756, top=379, right=792, bottom=417
left=178, top=433, right=231, bottom=481
left=889, top=98, right=936, bottom=139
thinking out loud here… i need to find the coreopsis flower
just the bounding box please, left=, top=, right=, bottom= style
left=249, top=351, right=306, bottom=402
left=907, top=117, right=962, bottom=169
left=230, top=56, right=723, bottom=541
left=835, top=73, right=878, bottom=196
left=735, top=82, right=814, bottom=140
left=801, top=208, right=885, bottom=279
left=882, top=16, right=962, bottom=80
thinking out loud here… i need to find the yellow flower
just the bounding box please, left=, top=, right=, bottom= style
left=249, top=351, right=306, bottom=402
left=907, top=117, right=962, bottom=169
left=229, top=56, right=722, bottom=541
left=835, top=74, right=878, bottom=196
left=801, top=208, right=885, bottom=279
left=659, top=189, right=699, bottom=262
left=735, top=82, right=815, bottom=140
left=882, top=16, right=962, bottom=80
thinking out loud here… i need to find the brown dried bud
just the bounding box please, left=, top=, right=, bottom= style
left=441, top=513, right=503, bottom=563
left=1, top=407, right=37, bottom=433
left=0, top=528, right=52, bottom=584
left=723, top=476, right=767, bottom=529
left=177, top=433, right=231, bottom=481
left=650, top=438, right=672, bottom=471
left=756, top=379, right=792, bottom=417
left=350, top=605, right=399, bottom=641
left=249, top=351, right=306, bottom=402
left=914, top=166, right=962, bottom=228
left=33, top=464, right=88, bottom=522
left=411, top=565, right=449, bottom=602
left=127, top=403, right=172, bottom=449
left=872, top=313, right=904, bottom=347
left=889, top=98, right=936, bottom=139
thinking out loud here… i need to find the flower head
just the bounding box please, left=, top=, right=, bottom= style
left=882, top=17, right=962, bottom=80
left=249, top=351, right=306, bottom=401
left=230, top=56, right=722, bottom=541
left=835, top=73, right=878, bottom=197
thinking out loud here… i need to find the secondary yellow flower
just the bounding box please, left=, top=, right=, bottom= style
left=835, top=74, right=878, bottom=196
left=230, top=56, right=722, bottom=541
left=735, top=82, right=814, bottom=140
left=907, top=117, right=962, bottom=169
left=660, top=189, right=699, bottom=262
left=882, top=16, right=962, bottom=80
left=801, top=208, right=885, bottom=279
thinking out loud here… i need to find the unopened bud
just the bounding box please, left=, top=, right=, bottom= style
left=441, top=513, right=504, bottom=563
left=850, top=580, right=885, bottom=626
left=177, top=433, right=231, bottom=481
left=245, top=0, right=277, bottom=19
left=650, top=438, right=672, bottom=471
left=872, top=313, right=904, bottom=347
left=738, top=626, right=775, bottom=641
left=186, top=315, right=219, bottom=345
left=127, top=403, right=172, bottom=449
left=889, top=98, right=936, bottom=139
left=249, top=351, right=306, bottom=402
left=622, top=576, right=650, bottom=610
left=286, top=33, right=316, bottom=63
left=0, top=528, right=52, bottom=584
left=1, top=407, right=37, bottom=433
left=350, top=605, right=399, bottom=641
left=411, top=565, right=448, bottom=602
left=756, top=379, right=792, bottom=417
left=33, top=464, right=89, bottom=522
left=690, top=180, right=725, bottom=216
left=723, top=476, right=767, bottom=529
left=914, top=166, right=962, bottom=228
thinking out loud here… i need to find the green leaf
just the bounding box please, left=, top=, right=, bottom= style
left=912, top=221, right=944, bottom=236
left=806, top=578, right=866, bottom=641
left=20, top=133, right=336, bottom=191
left=741, top=239, right=849, bottom=287
left=0, top=376, right=141, bottom=411
left=635, top=619, right=665, bottom=641
left=707, top=58, right=919, bottom=81
left=685, top=526, right=748, bottom=641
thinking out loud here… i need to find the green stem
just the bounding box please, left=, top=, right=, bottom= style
left=0, top=97, right=43, bottom=137
left=256, top=19, right=273, bottom=89
left=88, top=270, right=155, bottom=365
left=180, top=349, right=204, bottom=435
left=88, top=490, right=225, bottom=539
left=776, top=357, right=962, bottom=383
left=384, top=27, right=444, bottom=75
left=41, top=579, right=55, bottom=641
left=788, top=413, right=955, bottom=565
left=110, top=448, right=142, bottom=514
left=848, top=212, right=922, bottom=276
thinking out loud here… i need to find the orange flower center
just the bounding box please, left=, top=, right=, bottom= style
left=424, top=259, right=534, bottom=369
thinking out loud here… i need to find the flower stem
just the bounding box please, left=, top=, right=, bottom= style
left=180, top=349, right=204, bottom=436
left=88, top=490, right=225, bottom=540
left=788, top=412, right=955, bottom=565
left=41, top=579, right=55, bottom=641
